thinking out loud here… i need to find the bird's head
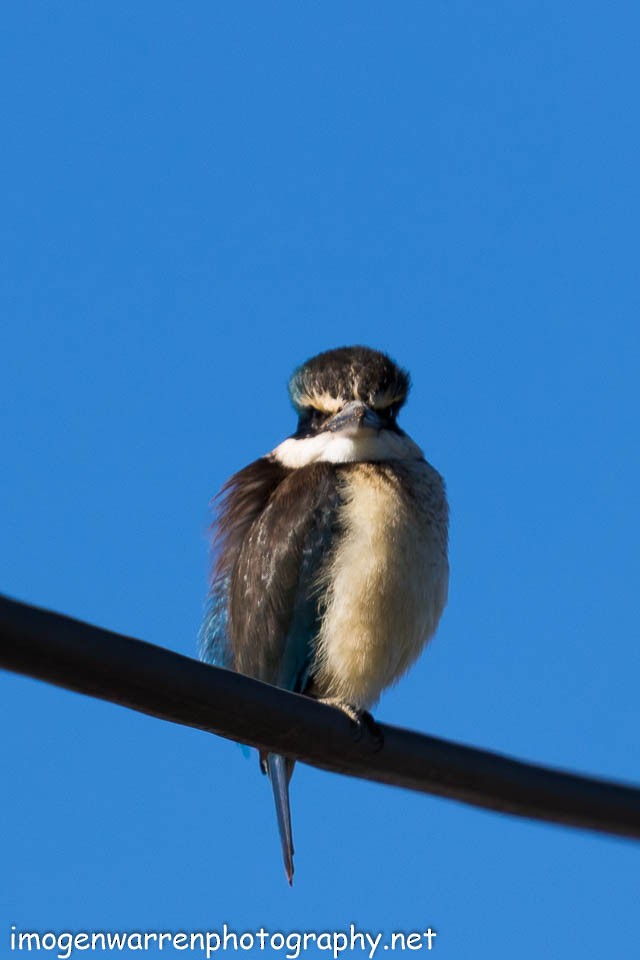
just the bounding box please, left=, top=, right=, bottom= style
left=288, top=346, right=410, bottom=439
left=273, top=346, right=419, bottom=467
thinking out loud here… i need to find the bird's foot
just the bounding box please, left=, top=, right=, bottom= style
left=317, top=696, right=362, bottom=723
left=317, top=698, right=384, bottom=751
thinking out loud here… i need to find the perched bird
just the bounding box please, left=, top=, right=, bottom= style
left=199, top=346, right=449, bottom=883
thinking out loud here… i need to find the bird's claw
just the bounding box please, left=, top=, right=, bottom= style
left=353, top=709, right=384, bottom=752
left=318, top=698, right=384, bottom=752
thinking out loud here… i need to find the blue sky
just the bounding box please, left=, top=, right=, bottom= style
left=1, top=3, right=639, bottom=958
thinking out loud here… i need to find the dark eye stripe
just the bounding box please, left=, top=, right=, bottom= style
left=296, top=407, right=329, bottom=436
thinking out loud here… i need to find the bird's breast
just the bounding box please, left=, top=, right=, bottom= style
left=311, top=459, right=449, bottom=710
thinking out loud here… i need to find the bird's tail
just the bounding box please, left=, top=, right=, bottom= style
left=266, top=753, right=295, bottom=885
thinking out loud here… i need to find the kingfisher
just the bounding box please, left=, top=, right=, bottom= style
left=199, top=346, right=449, bottom=884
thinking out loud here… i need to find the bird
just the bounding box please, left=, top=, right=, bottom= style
left=199, top=345, right=449, bottom=884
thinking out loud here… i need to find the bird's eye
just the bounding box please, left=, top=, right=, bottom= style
left=297, top=408, right=326, bottom=434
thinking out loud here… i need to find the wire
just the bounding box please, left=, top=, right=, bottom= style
left=1, top=593, right=639, bottom=841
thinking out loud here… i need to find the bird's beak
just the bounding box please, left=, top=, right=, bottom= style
left=327, top=400, right=381, bottom=435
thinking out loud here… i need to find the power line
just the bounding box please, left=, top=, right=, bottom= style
left=2, top=593, right=639, bottom=841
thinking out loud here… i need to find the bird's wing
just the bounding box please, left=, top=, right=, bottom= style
left=199, top=456, right=289, bottom=668
left=227, top=460, right=341, bottom=693
left=202, top=456, right=340, bottom=886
